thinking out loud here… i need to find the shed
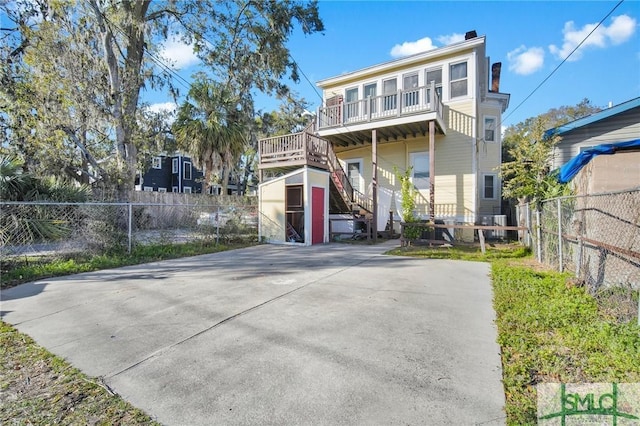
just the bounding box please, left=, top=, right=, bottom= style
left=258, top=167, right=330, bottom=245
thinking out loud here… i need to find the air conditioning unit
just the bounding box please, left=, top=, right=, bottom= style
left=479, top=215, right=507, bottom=240
left=493, top=215, right=507, bottom=239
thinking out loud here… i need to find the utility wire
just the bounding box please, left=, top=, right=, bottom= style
left=502, top=0, right=625, bottom=125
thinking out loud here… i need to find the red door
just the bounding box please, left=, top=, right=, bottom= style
left=311, top=187, right=325, bottom=244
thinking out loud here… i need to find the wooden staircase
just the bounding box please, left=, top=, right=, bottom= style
left=259, top=130, right=372, bottom=215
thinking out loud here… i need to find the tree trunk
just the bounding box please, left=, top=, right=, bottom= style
left=221, top=166, right=230, bottom=195
left=88, top=0, right=150, bottom=201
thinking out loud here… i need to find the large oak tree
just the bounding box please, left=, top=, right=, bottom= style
left=1, top=0, right=324, bottom=199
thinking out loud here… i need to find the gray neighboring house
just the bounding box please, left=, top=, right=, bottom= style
left=546, top=97, right=640, bottom=194
left=549, top=97, right=640, bottom=170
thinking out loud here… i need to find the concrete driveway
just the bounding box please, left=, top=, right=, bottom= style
left=1, top=242, right=505, bottom=425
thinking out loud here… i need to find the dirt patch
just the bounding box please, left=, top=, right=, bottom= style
left=0, top=321, right=158, bottom=425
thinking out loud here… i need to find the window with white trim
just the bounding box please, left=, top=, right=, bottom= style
left=172, top=186, right=179, bottom=192
left=482, top=174, right=497, bottom=200
left=183, top=161, right=192, bottom=180
left=450, top=61, right=468, bottom=98
left=183, top=186, right=192, bottom=194
left=152, top=157, right=162, bottom=169
left=382, top=78, right=397, bottom=111
left=345, top=159, right=364, bottom=194
left=403, top=73, right=419, bottom=107
left=172, top=158, right=179, bottom=173
left=345, top=87, right=359, bottom=119
left=364, top=82, right=377, bottom=114
left=158, top=187, right=167, bottom=193
left=425, top=68, right=442, bottom=100
left=484, top=116, right=497, bottom=142
left=143, top=186, right=153, bottom=192
left=409, top=152, right=429, bottom=189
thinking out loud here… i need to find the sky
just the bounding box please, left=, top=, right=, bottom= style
left=151, top=0, right=640, bottom=129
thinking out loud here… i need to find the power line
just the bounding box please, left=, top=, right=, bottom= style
left=289, top=55, right=323, bottom=102
left=502, top=0, right=625, bottom=125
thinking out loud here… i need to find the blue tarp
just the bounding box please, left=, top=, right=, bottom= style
left=556, top=139, right=640, bottom=183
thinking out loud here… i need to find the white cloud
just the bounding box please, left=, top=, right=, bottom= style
left=549, top=14, right=637, bottom=61
left=147, top=102, right=177, bottom=114
left=390, top=36, right=437, bottom=58
left=507, top=45, right=545, bottom=75
left=160, top=36, right=200, bottom=69
left=437, top=33, right=465, bottom=46
left=605, top=14, right=637, bottom=44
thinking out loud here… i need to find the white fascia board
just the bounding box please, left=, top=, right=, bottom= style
left=486, top=92, right=511, bottom=113
left=317, top=37, right=486, bottom=88
left=257, top=168, right=305, bottom=189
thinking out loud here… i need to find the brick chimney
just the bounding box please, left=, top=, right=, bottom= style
left=491, top=62, right=502, bottom=92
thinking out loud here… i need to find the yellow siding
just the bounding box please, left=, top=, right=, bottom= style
left=259, top=179, right=286, bottom=243
left=307, top=168, right=329, bottom=188
left=336, top=110, right=478, bottom=223
left=477, top=104, right=503, bottom=214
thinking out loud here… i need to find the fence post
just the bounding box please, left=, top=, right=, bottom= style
left=128, top=203, right=133, bottom=254
left=216, top=206, right=220, bottom=245
left=557, top=198, right=563, bottom=272
left=536, top=209, right=542, bottom=263
left=524, top=203, right=531, bottom=247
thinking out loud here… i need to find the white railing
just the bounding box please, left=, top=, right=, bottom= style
left=317, top=81, right=442, bottom=130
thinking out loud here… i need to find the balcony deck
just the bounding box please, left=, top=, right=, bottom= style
left=316, top=83, right=445, bottom=146
left=258, top=132, right=373, bottom=213
left=259, top=132, right=329, bottom=171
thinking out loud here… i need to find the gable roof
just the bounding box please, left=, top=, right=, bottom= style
left=545, top=97, right=640, bottom=138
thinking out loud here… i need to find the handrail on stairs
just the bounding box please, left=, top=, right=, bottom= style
left=258, top=130, right=373, bottom=213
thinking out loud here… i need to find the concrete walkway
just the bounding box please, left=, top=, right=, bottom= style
left=1, top=242, right=505, bottom=425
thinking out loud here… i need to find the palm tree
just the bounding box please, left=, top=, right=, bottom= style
left=172, top=79, right=246, bottom=195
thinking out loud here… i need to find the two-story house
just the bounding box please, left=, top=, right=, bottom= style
left=258, top=31, right=510, bottom=245
left=136, top=154, right=204, bottom=193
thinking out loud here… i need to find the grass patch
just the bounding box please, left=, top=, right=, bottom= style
left=386, top=242, right=530, bottom=261
left=1, top=240, right=257, bottom=289
left=492, top=261, right=640, bottom=424
left=385, top=244, right=640, bottom=424
left=0, top=320, right=159, bottom=425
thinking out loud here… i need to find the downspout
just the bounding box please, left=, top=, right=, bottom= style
left=178, top=154, right=182, bottom=193
left=303, top=166, right=310, bottom=246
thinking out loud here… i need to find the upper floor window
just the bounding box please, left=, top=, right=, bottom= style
left=172, top=158, right=179, bottom=173
left=183, top=161, right=192, bottom=180
left=425, top=68, right=442, bottom=100
left=152, top=157, right=162, bottom=169
left=403, top=73, right=419, bottom=107
left=450, top=61, right=468, bottom=98
left=364, top=82, right=377, bottom=114
left=383, top=78, right=397, bottom=111
left=484, top=116, right=497, bottom=142
left=345, top=87, right=359, bottom=119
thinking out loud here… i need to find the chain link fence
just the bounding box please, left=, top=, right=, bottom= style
left=1, top=199, right=258, bottom=259
left=521, top=188, right=640, bottom=323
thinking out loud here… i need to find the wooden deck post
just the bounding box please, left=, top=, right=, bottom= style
left=429, top=120, right=436, bottom=240
left=372, top=129, right=378, bottom=243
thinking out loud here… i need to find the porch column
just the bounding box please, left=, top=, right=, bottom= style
left=429, top=121, right=435, bottom=222
left=372, top=129, right=378, bottom=243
